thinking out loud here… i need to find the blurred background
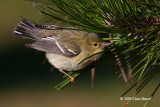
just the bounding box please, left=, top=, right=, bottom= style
left=0, top=0, right=159, bottom=107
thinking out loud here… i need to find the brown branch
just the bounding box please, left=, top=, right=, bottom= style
left=109, top=33, right=128, bottom=84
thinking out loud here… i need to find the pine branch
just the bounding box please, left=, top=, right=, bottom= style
left=26, top=0, right=160, bottom=106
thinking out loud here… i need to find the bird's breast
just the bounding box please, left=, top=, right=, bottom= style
left=45, top=52, right=101, bottom=71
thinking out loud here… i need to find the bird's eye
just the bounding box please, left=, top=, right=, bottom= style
left=93, top=43, right=98, bottom=47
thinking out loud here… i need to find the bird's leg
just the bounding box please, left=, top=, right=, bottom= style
left=59, top=69, right=75, bottom=83
left=50, top=66, right=55, bottom=72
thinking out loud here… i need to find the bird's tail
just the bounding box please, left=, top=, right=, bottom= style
left=13, top=19, right=42, bottom=40
left=13, top=19, right=66, bottom=40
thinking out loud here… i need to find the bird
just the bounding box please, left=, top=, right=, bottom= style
left=13, top=19, right=111, bottom=82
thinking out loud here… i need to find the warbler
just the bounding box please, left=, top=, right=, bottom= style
left=13, top=19, right=110, bottom=82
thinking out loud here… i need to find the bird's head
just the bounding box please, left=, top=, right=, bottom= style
left=83, top=33, right=111, bottom=54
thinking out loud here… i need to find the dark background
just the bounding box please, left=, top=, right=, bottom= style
left=0, top=0, right=159, bottom=107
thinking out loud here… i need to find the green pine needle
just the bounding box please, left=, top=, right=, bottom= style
left=55, top=72, right=81, bottom=91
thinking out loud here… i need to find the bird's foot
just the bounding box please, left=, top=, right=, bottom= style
left=70, top=77, right=75, bottom=83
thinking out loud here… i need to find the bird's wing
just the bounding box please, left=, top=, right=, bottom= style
left=26, top=36, right=81, bottom=57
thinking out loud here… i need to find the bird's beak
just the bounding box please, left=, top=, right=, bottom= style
left=101, top=42, right=112, bottom=47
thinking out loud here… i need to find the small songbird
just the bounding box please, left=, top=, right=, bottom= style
left=13, top=19, right=110, bottom=82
